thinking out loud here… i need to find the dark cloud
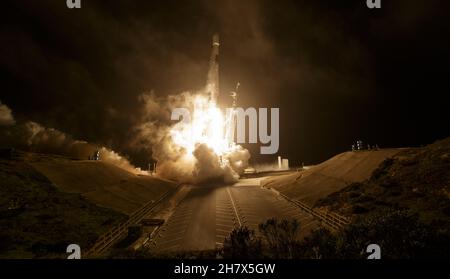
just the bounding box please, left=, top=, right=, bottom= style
left=1, top=0, right=449, bottom=167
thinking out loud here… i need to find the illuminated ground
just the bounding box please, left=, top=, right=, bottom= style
left=148, top=177, right=319, bottom=253
left=141, top=150, right=404, bottom=254
left=0, top=149, right=407, bottom=257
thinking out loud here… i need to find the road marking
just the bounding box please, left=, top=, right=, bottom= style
left=166, top=219, right=190, bottom=226
left=217, top=215, right=233, bottom=218
left=216, top=217, right=234, bottom=222
left=155, top=237, right=184, bottom=246
left=216, top=220, right=235, bottom=224
left=238, top=212, right=260, bottom=217
left=217, top=214, right=233, bottom=218
left=157, top=244, right=180, bottom=252
left=216, top=228, right=232, bottom=233
left=226, top=187, right=242, bottom=227
left=159, top=230, right=186, bottom=238
left=216, top=207, right=233, bottom=211
left=216, top=223, right=235, bottom=229
left=216, top=207, right=232, bottom=211
left=216, top=212, right=233, bottom=216
left=216, top=221, right=234, bottom=226
left=167, top=213, right=190, bottom=220
left=216, top=215, right=233, bottom=220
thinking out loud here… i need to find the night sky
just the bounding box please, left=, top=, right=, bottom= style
left=1, top=0, right=449, bottom=168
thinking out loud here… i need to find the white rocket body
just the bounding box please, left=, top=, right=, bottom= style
left=208, top=34, right=220, bottom=103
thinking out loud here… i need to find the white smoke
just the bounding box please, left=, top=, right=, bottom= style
left=0, top=104, right=141, bottom=174
left=129, top=90, right=251, bottom=184
left=0, top=101, right=15, bottom=126
left=21, top=122, right=140, bottom=173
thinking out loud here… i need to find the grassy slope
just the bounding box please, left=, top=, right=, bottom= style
left=0, top=155, right=127, bottom=258
left=316, top=137, right=450, bottom=226
left=27, top=153, right=177, bottom=215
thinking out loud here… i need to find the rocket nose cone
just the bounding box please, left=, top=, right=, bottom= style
left=212, top=34, right=220, bottom=45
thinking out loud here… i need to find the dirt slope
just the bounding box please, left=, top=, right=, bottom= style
left=25, top=153, right=176, bottom=215
left=262, top=149, right=402, bottom=205
left=317, top=137, right=450, bottom=222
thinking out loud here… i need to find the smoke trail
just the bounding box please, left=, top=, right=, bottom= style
left=0, top=101, right=15, bottom=126
left=0, top=102, right=141, bottom=174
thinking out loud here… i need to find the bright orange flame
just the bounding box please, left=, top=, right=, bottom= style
left=170, top=94, right=236, bottom=158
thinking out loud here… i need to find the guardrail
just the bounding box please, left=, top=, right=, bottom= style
left=85, top=186, right=179, bottom=257
left=263, top=186, right=351, bottom=230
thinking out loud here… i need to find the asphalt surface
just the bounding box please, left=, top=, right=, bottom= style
left=150, top=177, right=319, bottom=253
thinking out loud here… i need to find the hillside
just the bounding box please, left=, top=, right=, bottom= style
left=316, top=137, right=450, bottom=225
left=261, top=142, right=450, bottom=258
left=0, top=150, right=178, bottom=258
left=262, top=149, right=401, bottom=205
left=0, top=153, right=126, bottom=258
left=24, top=153, right=177, bottom=214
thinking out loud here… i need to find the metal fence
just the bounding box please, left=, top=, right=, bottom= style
left=84, top=186, right=179, bottom=257
left=263, top=186, right=351, bottom=230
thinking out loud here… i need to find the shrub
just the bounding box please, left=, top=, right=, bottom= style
left=258, top=218, right=301, bottom=259
left=335, top=209, right=449, bottom=259
left=222, top=226, right=261, bottom=259
left=371, top=158, right=394, bottom=180
left=299, top=228, right=337, bottom=259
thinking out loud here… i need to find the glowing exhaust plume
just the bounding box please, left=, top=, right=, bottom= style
left=132, top=88, right=250, bottom=184
left=170, top=94, right=233, bottom=156
left=163, top=81, right=249, bottom=183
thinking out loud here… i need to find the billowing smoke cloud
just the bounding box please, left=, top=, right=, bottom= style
left=0, top=101, right=15, bottom=126
left=0, top=102, right=141, bottom=174
left=128, top=90, right=250, bottom=184
left=192, top=144, right=236, bottom=184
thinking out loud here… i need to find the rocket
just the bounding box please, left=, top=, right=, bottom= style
left=207, top=34, right=220, bottom=103
left=206, top=34, right=236, bottom=145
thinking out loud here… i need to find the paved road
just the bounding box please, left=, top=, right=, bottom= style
left=150, top=178, right=319, bottom=253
